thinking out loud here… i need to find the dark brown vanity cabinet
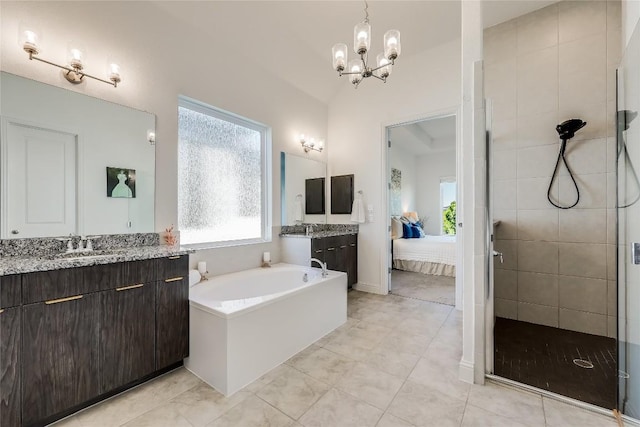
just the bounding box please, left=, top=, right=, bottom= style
left=0, top=275, right=22, bottom=427
left=100, top=259, right=157, bottom=392
left=0, top=254, right=189, bottom=427
left=156, top=255, right=189, bottom=369
left=22, top=293, right=101, bottom=427
left=311, top=234, right=357, bottom=287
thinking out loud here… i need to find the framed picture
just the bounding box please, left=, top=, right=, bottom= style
left=106, top=167, right=136, bottom=198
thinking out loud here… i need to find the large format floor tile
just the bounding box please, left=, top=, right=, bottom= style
left=54, top=290, right=618, bottom=427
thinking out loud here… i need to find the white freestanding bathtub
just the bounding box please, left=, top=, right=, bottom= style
left=185, top=263, right=347, bottom=396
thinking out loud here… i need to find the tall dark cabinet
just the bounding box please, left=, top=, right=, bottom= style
left=156, top=256, right=189, bottom=369
left=0, top=274, right=22, bottom=427
left=22, top=293, right=101, bottom=426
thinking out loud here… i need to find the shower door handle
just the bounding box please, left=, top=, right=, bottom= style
left=493, top=251, right=504, bottom=264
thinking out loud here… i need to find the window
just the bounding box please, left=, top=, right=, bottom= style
left=440, top=178, right=456, bottom=235
left=178, top=97, right=271, bottom=247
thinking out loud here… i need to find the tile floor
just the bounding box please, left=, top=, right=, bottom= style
left=54, top=291, right=619, bottom=427
left=390, top=270, right=455, bottom=305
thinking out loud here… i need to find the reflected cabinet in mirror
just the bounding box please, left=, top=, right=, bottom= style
left=0, top=72, right=156, bottom=238
left=280, top=152, right=326, bottom=225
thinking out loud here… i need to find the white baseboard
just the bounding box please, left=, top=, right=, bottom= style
left=459, top=358, right=475, bottom=384
left=352, top=282, right=384, bottom=295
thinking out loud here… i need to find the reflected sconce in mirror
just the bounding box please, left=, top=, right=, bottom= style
left=300, top=134, right=324, bottom=153
left=147, top=130, right=156, bottom=145
left=20, top=25, right=122, bottom=87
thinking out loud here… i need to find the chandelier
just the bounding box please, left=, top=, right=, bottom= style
left=331, top=1, right=401, bottom=88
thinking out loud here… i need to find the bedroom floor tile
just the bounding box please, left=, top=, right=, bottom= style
left=390, top=270, right=455, bottom=305
left=54, top=291, right=615, bottom=427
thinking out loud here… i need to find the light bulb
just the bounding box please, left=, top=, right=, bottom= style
left=332, top=43, right=348, bottom=72
left=19, top=24, right=41, bottom=54
left=376, top=53, right=391, bottom=79
left=353, top=22, right=371, bottom=55
left=348, top=59, right=362, bottom=85
left=108, top=62, right=121, bottom=85
left=384, top=30, right=401, bottom=60
left=318, top=139, right=325, bottom=150
left=67, top=42, right=85, bottom=70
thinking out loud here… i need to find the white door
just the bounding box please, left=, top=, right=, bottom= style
left=3, top=121, right=77, bottom=238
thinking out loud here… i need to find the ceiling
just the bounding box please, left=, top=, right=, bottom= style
left=152, top=1, right=555, bottom=105
left=389, top=115, right=457, bottom=155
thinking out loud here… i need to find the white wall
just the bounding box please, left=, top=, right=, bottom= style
left=416, top=149, right=457, bottom=235
left=389, top=144, right=417, bottom=215
left=624, top=0, right=640, bottom=46
left=0, top=1, right=328, bottom=275
left=327, top=39, right=461, bottom=293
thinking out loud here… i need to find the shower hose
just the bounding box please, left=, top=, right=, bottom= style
left=619, top=138, right=640, bottom=208
left=547, top=138, right=580, bottom=209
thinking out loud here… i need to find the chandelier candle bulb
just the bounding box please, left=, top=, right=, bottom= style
left=384, top=30, right=401, bottom=60
left=353, top=22, right=371, bottom=54
left=332, top=43, right=348, bottom=72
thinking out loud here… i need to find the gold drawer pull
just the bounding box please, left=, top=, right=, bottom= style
left=116, top=284, right=144, bottom=292
left=165, top=276, right=184, bottom=283
left=340, top=245, right=347, bottom=249
left=45, top=295, right=83, bottom=305
left=349, top=243, right=356, bottom=247
left=0, top=309, right=4, bottom=314
left=327, top=247, right=336, bottom=251
left=168, top=256, right=181, bottom=260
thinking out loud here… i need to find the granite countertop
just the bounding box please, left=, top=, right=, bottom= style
left=280, top=230, right=358, bottom=238
left=0, top=245, right=193, bottom=276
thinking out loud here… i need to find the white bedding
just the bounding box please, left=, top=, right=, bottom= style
left=393, top=235, right=456, bottom=266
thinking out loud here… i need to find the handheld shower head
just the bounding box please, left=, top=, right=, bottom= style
left=556, top=119, right=587, bottom=140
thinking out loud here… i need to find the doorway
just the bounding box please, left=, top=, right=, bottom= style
left=385, top=114, right=459, bottom=306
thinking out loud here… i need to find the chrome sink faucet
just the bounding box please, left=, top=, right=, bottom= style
left=310, top=258, right=328, bottom=278
left=305, top=224, right=314, bottom=236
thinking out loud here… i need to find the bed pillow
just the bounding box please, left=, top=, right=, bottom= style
left=412, top=223, right=426, bottom=238
left=391, top=217, right=403, bottom=239
left=403, top=223, right=422, bottom=238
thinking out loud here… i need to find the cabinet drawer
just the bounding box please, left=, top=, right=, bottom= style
left=22, top=268, right=88, bottom=304
left=123, top=259, right=156, bottom=285
left=157, top=255, right=188, bottom=281
left=82, top=262, right=124, bottom=291
left=0, top=275, right=21, bottom=309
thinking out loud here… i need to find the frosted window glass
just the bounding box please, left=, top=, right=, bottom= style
left=178, top=104, right=265, bottom=245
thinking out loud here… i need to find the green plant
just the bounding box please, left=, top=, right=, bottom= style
left=443, top=201, right=456, bottom=235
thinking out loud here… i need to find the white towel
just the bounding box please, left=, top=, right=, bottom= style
left=351, top=198, right=365, bottom=223
left=294, top=200, right=304, bottom=222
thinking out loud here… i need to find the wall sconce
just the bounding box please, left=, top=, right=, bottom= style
left=147, top=130, right=156, bottom=145
left=300, top=134, right=324, bottom=153
left=20, top=25, right=122, bottom=87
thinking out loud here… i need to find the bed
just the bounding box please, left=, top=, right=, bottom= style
left=392, top=235, right=456, bottom=277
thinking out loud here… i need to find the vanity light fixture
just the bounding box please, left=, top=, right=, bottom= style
left=20, top=26, right=122, bottom=87
left=147, top=130, right=156, bottom=145
left=331, top=0, right=400, bottom=88
left=300, top=134, right=324, bottom=153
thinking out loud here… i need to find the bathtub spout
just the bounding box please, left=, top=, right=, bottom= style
left=310, top=258, right=328, bottom=278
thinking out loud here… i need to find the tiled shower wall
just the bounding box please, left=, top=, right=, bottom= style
left=486, top=1, right=621, bottom=337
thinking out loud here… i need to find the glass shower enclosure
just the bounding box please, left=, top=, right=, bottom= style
left=617, top=22, right=640, bottom=420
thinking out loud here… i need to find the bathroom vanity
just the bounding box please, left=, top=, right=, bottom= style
left=280, top=225, right=358, bottom=287
left=0, top=245, right=189, bottom=427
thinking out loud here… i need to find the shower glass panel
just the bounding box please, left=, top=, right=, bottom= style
left=617, top=23, right=640, bottom=420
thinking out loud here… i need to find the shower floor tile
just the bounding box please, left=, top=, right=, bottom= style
left=494, top=317, right=616, bottom=409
